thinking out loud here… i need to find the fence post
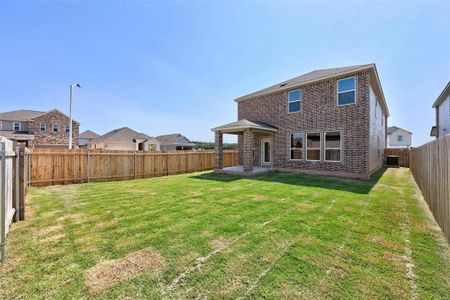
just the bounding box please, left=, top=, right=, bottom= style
left=1, top=142, right=6, bottom=263
left=134, top=152, right=137, bottom=179
left=16, top=147, right=25, bottom=221
left=87, top=150, right=90, bottom=183
left=13, top=147, right=19, bottom=222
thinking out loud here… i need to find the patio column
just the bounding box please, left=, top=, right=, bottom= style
left=215, top=131, right=223, bottom=170
left=243, top=129, right=254, bottom=174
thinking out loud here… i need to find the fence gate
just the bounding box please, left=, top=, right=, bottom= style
left=1, top=137, right=15, bottom=262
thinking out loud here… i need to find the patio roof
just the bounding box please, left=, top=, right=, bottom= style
left=211, top=119, right=277, bottom=133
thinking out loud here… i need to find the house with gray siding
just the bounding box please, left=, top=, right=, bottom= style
left=156, top=134, right=195, bottom=151
left=431, top=81, right=450, bottom=138
left=387, top=126, right=412, bottom=148
left=212, top=64, right=389, bottom=179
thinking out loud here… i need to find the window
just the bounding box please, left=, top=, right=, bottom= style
left=290, top=133, right=303, bottom=160
left=13, top=122, right=21, bottom=131
left=288, top=89, right=301, bottom=113
left=52, top=124, right=59, bottom=132
left=65, top=124, right=70, bottom=133
left=397, top=135, right=403, bottom=142
left=325, top=131, right=341, bottom=162
left=40, top=122, right=46, bottom=131
left=337, top=77, right=356, bottom=105
left=306, top=132, right=321, bottom=161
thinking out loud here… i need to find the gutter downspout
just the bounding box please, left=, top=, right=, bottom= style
left=1, top=142, right=6, bottom=263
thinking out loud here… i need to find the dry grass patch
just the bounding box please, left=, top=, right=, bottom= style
left=249, top=194, right=266, bottom=201
left=84, top=248, right=165, bottom=294
left=210, top=236, right=231, bottom=251
left=365, top=235, right=402, bottom=250
left=296, top=202, right=317, bottom=212
left=40, top=233, right=66, bottom=244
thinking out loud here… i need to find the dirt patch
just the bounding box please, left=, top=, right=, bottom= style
left=249, top=195, right=265, bottom=201
left=84, top=248, right=165, bottom=294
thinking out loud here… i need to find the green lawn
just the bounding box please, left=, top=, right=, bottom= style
left=1, top=168, right=449, bottom=299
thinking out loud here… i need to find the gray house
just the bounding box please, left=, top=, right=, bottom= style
left=79, top=130, right=100, bottom=147
left=431, top=81, right=450, bottom=138
left=156, top=134, right=195, bottom=151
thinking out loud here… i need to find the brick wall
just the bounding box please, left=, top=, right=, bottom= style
left=28, top=110, right=79, bottom=147
left=238, top=71, right=372, bottom=178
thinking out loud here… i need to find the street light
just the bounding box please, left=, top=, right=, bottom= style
left=69, top=83, right=81, bottom=149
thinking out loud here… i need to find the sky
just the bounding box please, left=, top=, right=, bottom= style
left=0, top=0, right=449, bottom=145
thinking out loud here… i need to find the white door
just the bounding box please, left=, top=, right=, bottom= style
left=261, top=138, right=271, bottom=166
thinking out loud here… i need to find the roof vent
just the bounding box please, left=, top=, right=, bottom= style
left=280, top=83, right=287, bottom=87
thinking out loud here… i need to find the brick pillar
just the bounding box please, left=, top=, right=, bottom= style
left=215, top=131, right=223, bottom=170
left=243, top=129, right=254, bottom=174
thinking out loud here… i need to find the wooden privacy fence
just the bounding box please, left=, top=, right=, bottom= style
left=410, top=135, right=450, bottom=243
left=385, top=148, right=410, bottom=167
left=1, top=137, right=28, bottom=263
left=29, top=149, right=239, bottom=186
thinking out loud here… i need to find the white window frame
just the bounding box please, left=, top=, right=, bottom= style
left=324, top=131, right=342, bottom=162
left=337, top=76, right=357, bottom=106
left=13, top=121, right=21, bottom=131
left=65, top=124, right=70, bottom=133
left=397, top=135, right=403, bottom=142
left=289, top=133, right=304, bottom=161
left=306, top=132, right=321, bottom=161
left=52, top=124, right=59, bottom=132
left=40, top=122, right=46, bottom=131
left=287, top=89, right=301, bottom=113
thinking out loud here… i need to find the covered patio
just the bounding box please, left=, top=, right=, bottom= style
left=211, top=119, right=277, bottom=175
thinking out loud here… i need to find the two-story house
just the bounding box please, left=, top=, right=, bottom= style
left=0, top=109, right=79, bottom=148
left=431, top=81, right=450, bottom=138
left=212, top=64, right=389, bottom=179
left=387, top=126, right=412, bottom=148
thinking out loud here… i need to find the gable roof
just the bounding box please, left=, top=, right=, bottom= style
left=211, top=119, right=278, bottom=133
left=92, top=127, right=151, bottom=143
left=432, top=80, right=450, bottom=108
left=79, top=130, right=99, bottom=139
left=0, top=110, right=44, bottom=121
left=235, top=63, right=389, bottom=117
left=0, top=109, right=79, bottom=124
left=387, top=126, right=412, bottom=135
left=156, top=134, right=194, bottom=145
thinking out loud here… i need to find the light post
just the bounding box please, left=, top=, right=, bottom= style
left=69, top=83, right=81, bottom=149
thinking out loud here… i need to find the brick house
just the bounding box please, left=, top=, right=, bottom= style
left=0, top=109, right=79, bottom=148
left=212, top=64, right=389, bottom=179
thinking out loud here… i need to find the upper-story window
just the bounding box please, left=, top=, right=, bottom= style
left=337, top=77, right=356, bottom=106
left=40, top=122, right=46, bottom=131
left=288, top=89, right=301, bottom=113
left=397, top=135, right=403, bottom=142
left=65, top=124, right=70, bottom=133
left=13, top=122, right=21, bottom=131
left=52, top=124, right=59, bottom=132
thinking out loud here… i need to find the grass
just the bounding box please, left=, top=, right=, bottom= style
left=1, top=168, right=449, bottom=299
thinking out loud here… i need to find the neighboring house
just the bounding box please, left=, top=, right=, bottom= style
left=212, top=64, right=389, bottom=179
left=387, top=126, right=412, bottom=148
left=0, top=109, right=79, bottom=148
left=156, top=134, right=195, bottom=151
left=88, top=127, right=160, bottom=151
left=79, top=130, right=100, bottom=146
left=431, top=81, right=450, bottom=138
